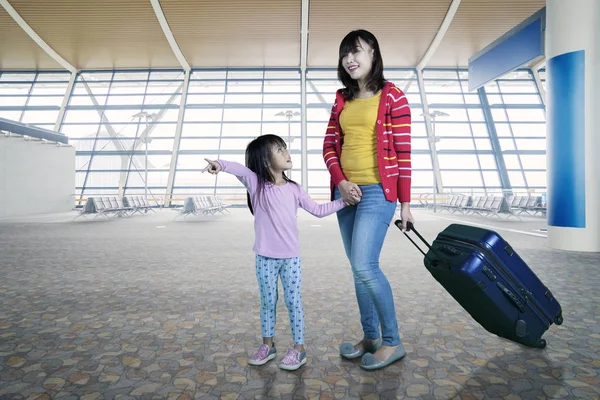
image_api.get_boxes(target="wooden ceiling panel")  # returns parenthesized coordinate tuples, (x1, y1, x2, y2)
(0, 6, 62, 70)
(428, 0, 546, 67)
(8, 0, 180, 69)
(160, 0, 301, 68)
(308, 0, 453, 67)
(0, 0, 550, 70)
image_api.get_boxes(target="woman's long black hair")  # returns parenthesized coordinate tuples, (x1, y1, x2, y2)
(245, 134, 296, 215)
(337, 29, 386, 101)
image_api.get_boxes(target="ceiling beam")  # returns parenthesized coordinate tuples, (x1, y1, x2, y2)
(150, 0, 191, 71)
(300, 0, 310, 71)
(0, 0, 77, 73)
(416, 0, 461, 71)
(531, 57, 546, 71)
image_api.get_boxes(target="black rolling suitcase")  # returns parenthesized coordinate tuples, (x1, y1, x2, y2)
(396, 220, 563, 348)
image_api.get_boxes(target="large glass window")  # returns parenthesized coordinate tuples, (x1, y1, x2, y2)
(0, 71, 70, 130)
(175, 69, 301, 202)
(484, 70, 546, 191)
(61, 70, 185, 200)
(422, 69, 497, 192)
(1, 67, 548, 206)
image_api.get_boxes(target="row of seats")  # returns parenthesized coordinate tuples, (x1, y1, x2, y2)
(173, 196, 231, 219)
(436, 194, 544, 220)
(75, 195, 154, 219)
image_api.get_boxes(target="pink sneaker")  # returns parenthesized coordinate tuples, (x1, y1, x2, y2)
(248, 344, 277, 366)
(279, 348, 307, 371)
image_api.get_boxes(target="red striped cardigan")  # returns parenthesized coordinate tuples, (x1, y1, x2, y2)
(322, 81, 412, 203)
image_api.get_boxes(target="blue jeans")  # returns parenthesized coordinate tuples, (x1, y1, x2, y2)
(334, 184, 401, 346)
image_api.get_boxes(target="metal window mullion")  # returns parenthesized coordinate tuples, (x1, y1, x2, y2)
(18, 72, 37, 123)
(497, 82, 527, 191)
(417, 69, 443, 194)
(123, 74, 151, 195)
(79, 72, 115, 201)
(458, 71, 487, 193)
(54, 72, 77, 132)
(477, 85, 511, 193)
(213, 73, 229, 195)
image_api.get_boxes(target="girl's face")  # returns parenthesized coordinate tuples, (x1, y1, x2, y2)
(269, 142, 292, 172)
(341, 37, 374, 82)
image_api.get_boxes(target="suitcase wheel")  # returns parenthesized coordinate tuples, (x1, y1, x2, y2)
(536, 339, 547, 349)
(554, 315, 564, 325)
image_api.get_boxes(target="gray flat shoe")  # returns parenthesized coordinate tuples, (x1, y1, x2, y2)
(339, 339, 382, 359)
(360, 343, 406, 370)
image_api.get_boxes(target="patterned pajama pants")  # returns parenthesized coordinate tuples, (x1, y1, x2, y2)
(255, 254, 304, 345)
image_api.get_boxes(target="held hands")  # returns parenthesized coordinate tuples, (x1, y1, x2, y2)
(202, 158, 221, 175)
(339, 180, 362, 206)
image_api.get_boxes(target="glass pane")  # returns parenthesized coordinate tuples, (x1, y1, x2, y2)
(436, 138, 475, 151)
(411, 154, 433, 169)
(471, 123, 489, 137)
(491, 109, 507, 121)
(519, 154, 546, 169)
(482, 171, 501, 187)
(502, 94, 541, 104)
(186, 94, 225, 104)
(184, 108, 224, 122)
(515, 138, 546, 151)
(181, 123, 222, 137)
(524, 171, 546, 187)
(494, 123, 512, 137)
(508, 171, 526, 187)
(474, 138, 492, 151)
(433, 123, 473, 137)
(499, 139, 516, 151)
(506, 109, 545, 122)
(503, 155, 522, 169)
(21, 110, 59, 124)
(478, 154, 497, 169)
(411, 138, 430, 150)
(511, 123, 546, 138)
(64, 109, 102, 124)
(222, 108, 262, 122)
(441, 171, 483, 187)
(467, 109, 485, 122)
(438, 154, 480, 169)
(222, 123, 261, 137)
(412, 171, 433, 188)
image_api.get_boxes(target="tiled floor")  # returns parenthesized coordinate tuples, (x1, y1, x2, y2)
(0, 209, 598, 399)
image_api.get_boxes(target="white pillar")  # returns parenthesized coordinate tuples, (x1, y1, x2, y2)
(546, 0, 600, 252)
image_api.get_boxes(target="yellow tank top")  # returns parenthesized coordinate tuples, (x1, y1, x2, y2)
(339, 92, 381, 185)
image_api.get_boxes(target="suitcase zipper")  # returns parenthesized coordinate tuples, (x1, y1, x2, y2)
(437, 235, 550, 327)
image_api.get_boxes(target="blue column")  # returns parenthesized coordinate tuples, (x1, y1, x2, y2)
(546, 0, 600, 252)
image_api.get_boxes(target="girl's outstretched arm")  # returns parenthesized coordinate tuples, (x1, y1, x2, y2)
(203, 158, 257, 193)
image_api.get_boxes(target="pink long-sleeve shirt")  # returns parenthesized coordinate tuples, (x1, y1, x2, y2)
(218, 160, 346, 259)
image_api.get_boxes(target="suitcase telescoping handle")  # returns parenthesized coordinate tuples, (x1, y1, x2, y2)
(394, 220, 454, 267)
(395, 220, 433, 260)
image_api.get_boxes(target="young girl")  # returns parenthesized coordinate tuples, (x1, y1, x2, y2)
(202, 134, 352, 370)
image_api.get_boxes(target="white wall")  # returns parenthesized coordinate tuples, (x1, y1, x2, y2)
(0, 135, 75, 218)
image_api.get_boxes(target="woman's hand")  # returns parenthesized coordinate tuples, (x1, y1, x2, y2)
(339, 180, 362, 206)
(399, 202, 414, 232)
(202, 158, 222, 175)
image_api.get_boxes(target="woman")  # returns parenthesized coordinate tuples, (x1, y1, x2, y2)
(322, 29, 414, 370)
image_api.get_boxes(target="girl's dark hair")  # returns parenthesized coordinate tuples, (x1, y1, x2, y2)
(245, 134, 296, 215)
(337, 29, 386, 101)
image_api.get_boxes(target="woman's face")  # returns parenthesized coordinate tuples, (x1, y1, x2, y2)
(341, 37, 374, 82)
